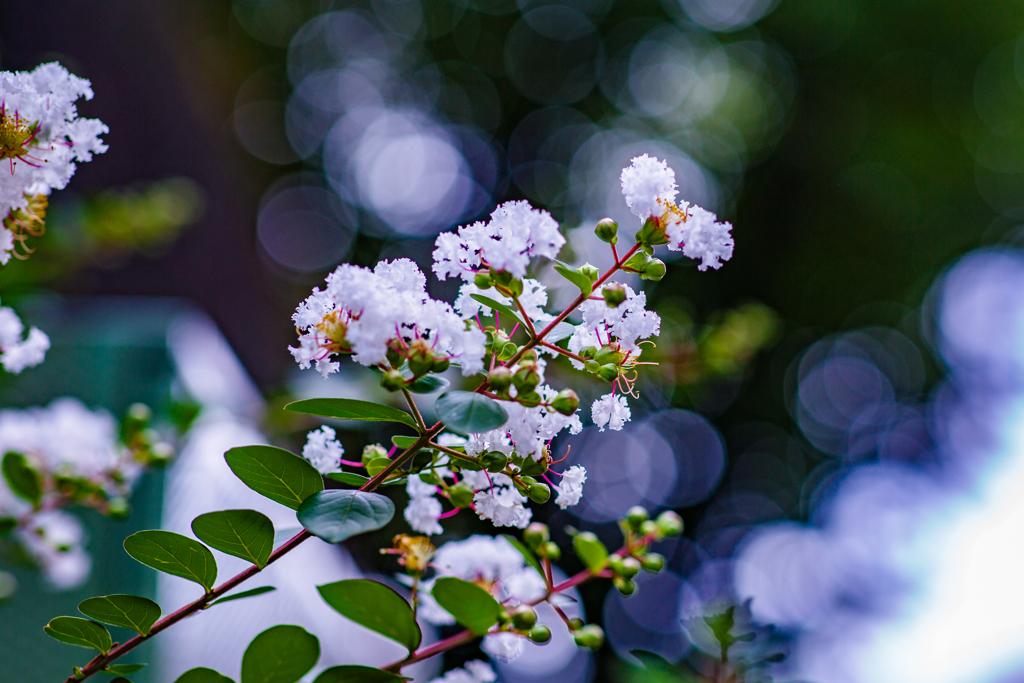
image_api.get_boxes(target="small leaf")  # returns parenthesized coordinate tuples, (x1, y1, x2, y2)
(318, 579, 420, 653)
(225, 446, 324, 510)
(407, 374, 449, 394)
(209, 586, 276, 606)
(100, 664, 147, 676)
(2, 451, 41, 504)
(44, 617, 112, 653)
(553, 260, 593, 297)
(431, 577, 501, 636)
(435, 391, 508, 434)
(326, 472, 405, 488)
(241, 625, 320, 683)
(573, 532, 608, 574)
(123, 530, 218, 591)
(544, 321, 576, 344)
(175, 668, 235, 683)
(469, 294, 526, 328)
(192, 509, 275, 568)
(502, 534, 543, 577)
(297, 490, 395, 544)
(78, 594, 161, 635)
(390, 435, 419, 449)
(284, 398, 418, 430)
(313, 666, 405, 683)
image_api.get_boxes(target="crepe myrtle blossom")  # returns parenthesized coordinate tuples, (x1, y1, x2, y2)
(592, 392, 631, 432)
(405, 470, 445, 536)
(554, 465, 587, 509)
(572, 282, 661, 355)
(0, 63, 108, 262)
(620, 154, 733, 271)
(428, 660, 496, 683)
(290, 258, 486, 377)
(301, 425, 344, 475)
(433, 200, 565, 282)
(0, 304, 49, 373)
(466, 470, 532, 529)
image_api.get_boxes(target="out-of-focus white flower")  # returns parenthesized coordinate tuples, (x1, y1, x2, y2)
(592, 392, 631, 431)
(431, 534, 526, 583)
(17, 510, 91, 589)
(301, 425, 344, 474)
(482, 632, 525, 662)
(428, 660, 497, 683)
(433, 200, 564, 282)
(290, 258, 485, 377)
(576, 283, 661, 353)
(0, 304, 48, 373)
(405, 472, 444, 536)
(0, 63, 108, 251)
(554, 465, 587, 509)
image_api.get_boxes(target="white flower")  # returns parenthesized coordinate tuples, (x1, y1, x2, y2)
(433, 200, 564, 282)
(0, 305, 49, 373)
(18, 510, 90, 589)
(620, 153, 678, 222)
(554, 465, 587, 509)
(404, 494, 443, 535)
(432, 534, 525, 583)
(577, 283, 661, 352)
(674, 205, 735, 271)
(301, 426, 344, 474)
(592, 393, 631, 431)
(0, 63, 108, 221)
(428, 660, 497, 683)
(482, 632, 525, 662)
(473, 484, 532, 528)
(455, 278, 552, 325)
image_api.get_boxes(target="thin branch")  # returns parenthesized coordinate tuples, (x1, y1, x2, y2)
(427, 441, 483, 468)
(401, 388, 427, 432)
(536, 339, 585, 363)
(513, 295, 538, 338)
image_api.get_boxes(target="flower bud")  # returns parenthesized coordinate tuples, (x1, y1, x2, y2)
(408, 339, 434, 377)
(613, 576, 636, 596)
(594, 344, 624, 366)
(511, 605, 538, 630)
(580, 263, 600, 283)
(474, 272, 493, 289)
(528, 482, 551, 504)
(623, 249, 653, 272)
(516, 390, 543, 408)
(603, 282, 627, 308)
(656, 510, 684, 537)
(636, 215, 669, 248)
(595, 217, 618, 244)
(640, 258, 666, 281)
(542, 541, 561, 560)
(518, 455, 548, 476)
(608, 555, 625, 576)
(597, 363, 620, 382)
(492, 268, 514, 286)
(481, 451, 508, 473)
(488, 366, 513, 392)
(499, 342, 518, 361)
(551, 389, 580, 416)
(529, 624, 552, 644)
(386, 346, 403, 368)
(448, 482, 475, 509)
(620, 556, 641, 579)
(431, 357, 450, 373)
(507, 277, 524, 298)
(381, 368, 406, 392)
(573, 624, 604, 649)
(642, 553, 666, 573)
(568, 618, 585, 631)
(523, 522, 549, 549)
(107, 497, 130, 519)
(584, 359, 600, 373)
(362, 444, 388, 465)
(365, 457, 392, 477)
(640, 520, 659, 537)
(579, 346, 597, 360)
(626, 505, 649, 529)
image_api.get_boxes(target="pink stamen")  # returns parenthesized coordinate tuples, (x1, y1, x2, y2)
(387, 444, 398, 458)
(438, 508, 461, 519)
(510, 322, 520, 337)
(542, 473, 557, 487)
(338, 459, 364, 468)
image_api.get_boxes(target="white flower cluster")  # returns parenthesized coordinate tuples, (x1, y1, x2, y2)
(572, 283, 661, 355)
(591, 393, 631, 432)
(621, 154, 734, 271)
(0, 303, 49, 373)
(405, 467, 445, 535)
(427, 660, 496, 683)
(301, 426, 344, 475)
(433, 200, 565, 281)
(290, 258, 486, 377)
(0, 399, 140, 588)
(0, 63, 108, 262)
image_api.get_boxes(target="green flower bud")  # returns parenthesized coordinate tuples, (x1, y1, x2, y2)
(492, 268, 514, 286)
(623, 249, 653, 272)
(608, 555, 625, 576)
(603, 282, 628, 307)
(528, 482, 551, 504)
(613, 576, 636, 596)
(636, 215, 668, 248)
(594, 344, 625, 366)
(626, 505, 649, 529)
(511, 605, 538, 630)
(149, 442, 174, 465)
(517, 390, 543, 408)
(580, 263, 600, 283)
(542, 541, 561, 561)
(431, 357, 450, 373)
(568, 618, 585, 631)
(640, 520, 659, 537)
(656, 510, 684, 537)
(386, 346, 403, 368)
(518, 475, 538, 489)
(584, 359, 600, 373)
(620, 556, 641, 579)
(481, 451, 509, 473)
(640, 258, 666, 281)
(408, 340, 434, 377)
(362, 444, 388, 465)
(551, 389, 580, 416)
(518, 455, 548, 476)
(597, 363, 620, 382)
(573, 624, 604, 649)
(474, 272, 494, 289)
(488, 366, 513, 392)
(595, 217, 618, 244)
(579, 345, 597, 359)
(523, 522, 549, 549)
(448, 482, 475, 509)
(528, 624, 552, 644)
(642, 552, 666, 573)
(499, 342, 518, 361)
(381, 368, 406, 392)
(507, 277, 524, 298)
(107, 497, 130, 519)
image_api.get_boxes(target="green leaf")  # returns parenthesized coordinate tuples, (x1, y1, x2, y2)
(0, 517, 16, 535)
(313, 666, 406, 683)
(407, 374, 449, 394)
(192, 509, 275, 568)
(391, 435, 419, 449)
(78, 594, 161, 635)
(100, 664, 147, 676)
(225, 446, 324, 510)
(297, 490, 395, 544)
(123, 530, 218, 591)
(318, 579, 420, 653)
(174, 668, 235, 683)
(435, 391, 508, 434)
(209, 586, 277, 607)
(470, 294, 526, 328)
(573, 532, 609, 573)
(2, 451, 41, 504)
(284, 398, 418, 430)
(43, 617, 112, 653)
(326, 472, 405, 488)
(553, 260, 593, 297)
(545, 321, 576, 344)
(430, 577, 502, 636)
(502, 534, 544, 576)
(241, 625, 320, 683)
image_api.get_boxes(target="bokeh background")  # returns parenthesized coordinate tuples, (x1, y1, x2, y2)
(5, 0, 1024, 682)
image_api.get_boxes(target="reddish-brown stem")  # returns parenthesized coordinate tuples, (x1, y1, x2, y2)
(384, 629, 479, 671)
(537, 339, 586, 363)
(513, 295, 538, 338)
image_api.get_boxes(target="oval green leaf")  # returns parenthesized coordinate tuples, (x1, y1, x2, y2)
(390, 435, 420, 449)
(408, 374, 449, 394)
(573, 531, 608, 574)
(241, 625, 320, 683)
(123, 530, 218, 591)
(545, 321, 576, 344)
(317, 579, 420, 653)
(313, 666, 405, 683)
(78, 594, 161, 635)
(209, 586, 276, 607)
(553, 260, 594, 297)
(469, 293, 527, 328)
(225, 446, 324, 510)
(174, 667, 235, 683)
(284, 398, 418, 430)
(431, 577, 502, 636)
(192, 509, 275, 568)
(101, 663, 147, 675)
(326, 472, 405, 488)
(3, 451, 41, 504)
(43, 616, 112, 653)
(297, 490, 395, 544)
(435, 391, 508, 434)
